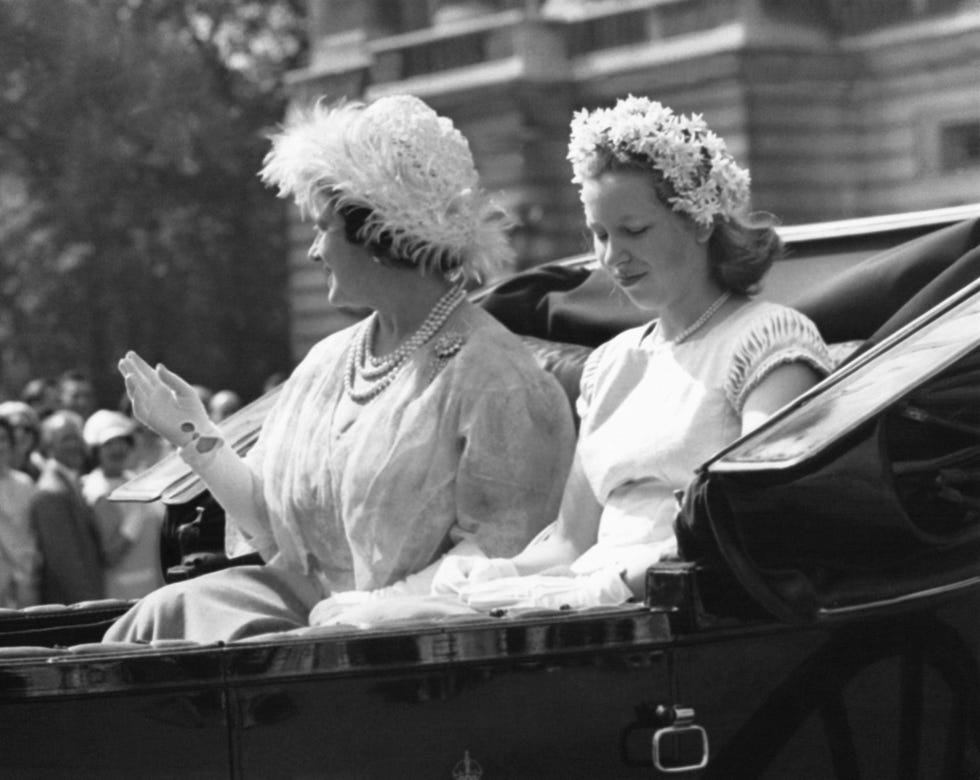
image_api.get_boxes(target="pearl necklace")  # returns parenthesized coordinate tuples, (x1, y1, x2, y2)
(344, 284, 466, 403)
(669, 291, 731, 345)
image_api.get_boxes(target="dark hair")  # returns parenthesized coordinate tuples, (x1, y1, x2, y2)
(338, 205, 415, 272)
(338, 204, 465, 278)
(577, 148, 781, 295)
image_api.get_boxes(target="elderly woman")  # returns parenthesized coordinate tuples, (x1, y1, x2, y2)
(430, 96, 834, 613)
(104, 95, 575, 642)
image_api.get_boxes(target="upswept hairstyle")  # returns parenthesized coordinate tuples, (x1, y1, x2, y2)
(260, 94, 515, 283)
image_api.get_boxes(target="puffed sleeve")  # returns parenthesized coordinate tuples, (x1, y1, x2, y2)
(725, 306, 834, 415)
(575, 340, 612, 421)
(451, 376, 576, 558)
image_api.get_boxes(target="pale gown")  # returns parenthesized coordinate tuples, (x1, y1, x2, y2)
(570, 300, 833, 575)
(105, 303, 576, 642)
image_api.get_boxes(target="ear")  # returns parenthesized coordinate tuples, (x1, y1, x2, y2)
(695, 222, 714, 244)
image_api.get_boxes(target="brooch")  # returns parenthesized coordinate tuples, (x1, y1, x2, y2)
(433, 332, 465, 359)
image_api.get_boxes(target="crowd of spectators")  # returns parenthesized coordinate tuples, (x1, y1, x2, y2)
(0, 369, 248, 608)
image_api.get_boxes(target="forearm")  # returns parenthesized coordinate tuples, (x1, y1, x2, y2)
(510, 527, 582, 574)
(179, 439, 274, 556)
(509, 451, 602, 575)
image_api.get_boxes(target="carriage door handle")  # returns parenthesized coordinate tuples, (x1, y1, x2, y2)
(652, 705, 709, 774)
(621, 703, 709, 774)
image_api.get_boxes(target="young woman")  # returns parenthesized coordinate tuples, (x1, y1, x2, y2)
(104, 95, 575, 643)
(429, 96, 834, 613)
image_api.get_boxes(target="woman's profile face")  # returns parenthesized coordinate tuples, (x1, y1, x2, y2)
(308, 206, 377, 309)
(581, 170, 707, 312)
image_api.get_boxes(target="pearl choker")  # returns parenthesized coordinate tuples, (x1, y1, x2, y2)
(344, 285, 466, 403)
(668, 291, 731, 345)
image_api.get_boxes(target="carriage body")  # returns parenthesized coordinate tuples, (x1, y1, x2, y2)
(1, 205, 979, 779)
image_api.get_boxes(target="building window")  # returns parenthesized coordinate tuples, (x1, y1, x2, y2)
(939, 121, 980, 172)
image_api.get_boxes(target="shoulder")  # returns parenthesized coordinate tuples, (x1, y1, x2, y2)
(443, 305, 567, 394)
(724, 300, 834, 412)
(296, 322, 361, 373)
(726, 300, 829, 360)
(579, 324, 648, 394)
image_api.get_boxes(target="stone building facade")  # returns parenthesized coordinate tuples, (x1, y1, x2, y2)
(282, 0, 980, 357)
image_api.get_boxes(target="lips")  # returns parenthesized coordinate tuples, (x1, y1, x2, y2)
(613, 271, 647, 287)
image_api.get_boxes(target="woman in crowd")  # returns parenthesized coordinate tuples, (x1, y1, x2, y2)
(409, 95, 836, 615)
(81, 410, 165, 600)
(0, 417, 40, 608)
(104, 94, 575, 643)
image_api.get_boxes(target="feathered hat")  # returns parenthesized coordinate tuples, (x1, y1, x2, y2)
(260, 94, 514, 282)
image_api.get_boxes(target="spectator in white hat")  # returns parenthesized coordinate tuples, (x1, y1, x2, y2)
(82, 410, 165, 600)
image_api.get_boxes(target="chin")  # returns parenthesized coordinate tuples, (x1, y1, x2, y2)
(621, 289, 661, 312)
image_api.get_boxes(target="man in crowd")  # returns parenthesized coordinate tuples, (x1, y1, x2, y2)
(30, 410, 104, 604)
(57, 370, 96, 421)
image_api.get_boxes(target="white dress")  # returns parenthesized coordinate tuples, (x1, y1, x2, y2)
(570, 299, 833, 574)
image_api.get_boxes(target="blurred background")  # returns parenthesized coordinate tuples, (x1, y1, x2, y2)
(2, 0, 979, 409)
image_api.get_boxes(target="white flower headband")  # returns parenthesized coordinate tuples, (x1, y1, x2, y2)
(260, 94, 513, 281)
(567, 95, 751, 227)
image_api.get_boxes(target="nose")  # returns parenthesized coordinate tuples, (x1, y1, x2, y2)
(599, 237, 628, 270)
(308, 234, 324, 263)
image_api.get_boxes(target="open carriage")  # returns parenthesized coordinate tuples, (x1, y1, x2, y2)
(1, 204, 979, 779)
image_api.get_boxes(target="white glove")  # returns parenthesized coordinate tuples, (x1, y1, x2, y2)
(309, 591, 374, 626)
(118, 351, 218, 449)
(308, 594, 479, 630)
(430, 556, 520, 596)
(460, 567, 634, 611)
(309, 563, 444, 627)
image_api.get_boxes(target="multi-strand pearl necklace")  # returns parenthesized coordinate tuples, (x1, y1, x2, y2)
(344, 284, 466, 403)
(669, 291, 731, 345)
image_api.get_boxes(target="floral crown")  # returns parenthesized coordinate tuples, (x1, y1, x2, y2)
(260, 94, 513, 282)
(567, 95, 751, 227)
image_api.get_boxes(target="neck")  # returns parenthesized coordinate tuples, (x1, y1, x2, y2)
(657, 283, 729, 342)
(372, 273, 457, 356)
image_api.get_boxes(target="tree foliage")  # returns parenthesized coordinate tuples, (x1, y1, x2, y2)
(0, 0, 306, 406)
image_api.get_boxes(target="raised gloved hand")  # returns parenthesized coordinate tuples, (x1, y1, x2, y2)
(459, 567, 634, 612)
(118, 351, 218, 450)
(430, 555, 520, 596)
